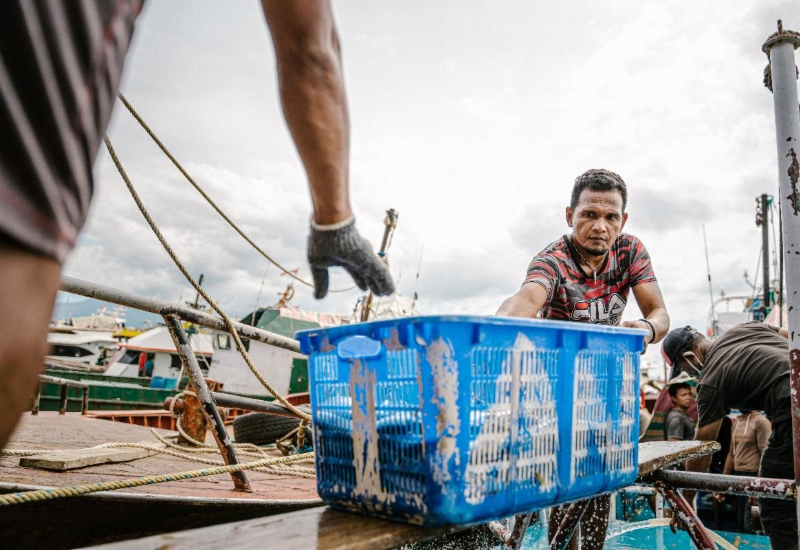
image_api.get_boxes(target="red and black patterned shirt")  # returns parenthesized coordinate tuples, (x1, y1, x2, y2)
(524, 233, 657, 325)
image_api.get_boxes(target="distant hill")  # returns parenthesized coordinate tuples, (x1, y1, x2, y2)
(52, 297, 162, 329)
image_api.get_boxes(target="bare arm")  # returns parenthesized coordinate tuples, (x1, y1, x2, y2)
(496, 283, 548, 318)
(261, 0, 352, 225)
(621, 281, 670, 348)
(723, 437, 734, 475)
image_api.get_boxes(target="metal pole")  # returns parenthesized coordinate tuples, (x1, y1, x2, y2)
(548, 499, 589, 550)
(59, 384, 68, 415)
(31, 383, 40, 416)
(360, 209, 398, 322)
(61, 276, 300, 353)
(762, 193, 771, 318)
(164, 314, 251, 492)
(210, 392, 311, 419)
(647, 469, 797, 500)
(702, 224, 716, 335)
(654, 483, 715, 550)
(763, 20, 800, 544)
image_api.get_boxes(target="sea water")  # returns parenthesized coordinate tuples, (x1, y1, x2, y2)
(516, 517, 772, 549)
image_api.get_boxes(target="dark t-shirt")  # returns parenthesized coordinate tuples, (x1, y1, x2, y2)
(664, 408, 694, 440)
(523, 233, 656, 325)
(696, 322, 790, 427)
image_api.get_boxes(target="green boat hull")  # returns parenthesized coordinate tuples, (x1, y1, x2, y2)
(38, 360, 309, 412)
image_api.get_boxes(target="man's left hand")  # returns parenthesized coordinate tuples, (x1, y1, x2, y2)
(621, 319, 653, 351)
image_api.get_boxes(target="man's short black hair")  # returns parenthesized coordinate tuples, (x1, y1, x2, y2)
(668, 382, 691, 399)
(570, 168, 628, 212)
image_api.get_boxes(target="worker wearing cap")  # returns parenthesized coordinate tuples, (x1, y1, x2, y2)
(662, 322, 794, 550)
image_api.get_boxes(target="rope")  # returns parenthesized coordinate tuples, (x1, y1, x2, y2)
(115, 93, 355, 293)
(0, 452, 314, 506)
(103, 135, 311, 422)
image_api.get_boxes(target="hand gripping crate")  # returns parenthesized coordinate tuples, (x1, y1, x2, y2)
(296, 316, 645, 526)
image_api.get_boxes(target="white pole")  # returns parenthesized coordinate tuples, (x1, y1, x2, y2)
(763, 19, 800, 545)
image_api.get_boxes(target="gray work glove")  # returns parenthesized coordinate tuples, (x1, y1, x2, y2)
(307, 217, 395, 299)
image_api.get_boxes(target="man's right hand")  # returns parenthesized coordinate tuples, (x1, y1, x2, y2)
(307, 218, 395, 299)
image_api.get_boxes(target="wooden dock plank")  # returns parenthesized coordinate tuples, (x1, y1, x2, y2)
(637, 440, 720, 476)
(0, 413, 319, 501)
(86, 506, 484, 550)
(19, 441, 158, 470)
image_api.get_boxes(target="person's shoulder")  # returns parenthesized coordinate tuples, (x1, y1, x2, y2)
(534, 236, 569, 258)
(614, 232, 649, 249)
(722, 322, 777, 339)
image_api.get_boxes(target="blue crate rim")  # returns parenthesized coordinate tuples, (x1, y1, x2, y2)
(295, 314, 649, 342)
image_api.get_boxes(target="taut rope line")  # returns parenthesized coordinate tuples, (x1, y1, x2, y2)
(116, 92, 355, 293)
(103, 135, 311, 422)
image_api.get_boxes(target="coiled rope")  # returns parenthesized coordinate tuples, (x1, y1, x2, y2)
(104, 135, 311, 422)
(0, 451, 313, 506)
(116, 92, 354, 293)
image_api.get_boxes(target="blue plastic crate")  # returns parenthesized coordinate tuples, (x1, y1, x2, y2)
(296, 315, 645, 526)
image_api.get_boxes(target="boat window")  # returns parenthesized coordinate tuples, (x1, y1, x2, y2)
(50, 345, 93, 358)
(170, 354, 184, 370)
(117, 349, 141, 364)
(216, 334, 231, 350)
(171, 353, 210, 374)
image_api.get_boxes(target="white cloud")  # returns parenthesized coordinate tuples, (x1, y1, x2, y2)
(58, 1, 800, 368)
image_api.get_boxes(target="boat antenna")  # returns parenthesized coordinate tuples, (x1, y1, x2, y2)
(702, 225, 715, 334)
(411, 244, 424, 310)
(250, 265, 270, 326)
(191, 273, 204, 310)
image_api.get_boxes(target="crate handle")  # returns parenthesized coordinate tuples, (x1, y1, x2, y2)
(337, 335, 383, 359)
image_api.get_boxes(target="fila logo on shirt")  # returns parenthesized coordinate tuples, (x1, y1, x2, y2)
(571, 294, 626, 324)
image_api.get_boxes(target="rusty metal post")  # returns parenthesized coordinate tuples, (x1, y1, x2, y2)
(60, 276, 300, 353)
(164, 314, 251, 492)
(81, 387, 89, 415)
(763, 20, 800, 543)
(649, 469, 797, 500)
(31, 382, 41, 416)
(487, 513, 535, 549)
(548, 499, 589, 550)
(210, 391, 311, 419)
(508, 513, 535, 549)
(165, 393, 210, 445)
(654, 483, 715, 550)
(59, 384, 68, 415)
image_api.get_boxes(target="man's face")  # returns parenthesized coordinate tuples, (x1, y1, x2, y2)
(671, 387, 694, 409)
(674, 352, 703, 377)
(566, 189, 628, 256)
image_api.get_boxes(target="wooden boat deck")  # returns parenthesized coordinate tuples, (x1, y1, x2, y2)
(90, 441, 721, 550)
(0, 412, 319, 502)
(0, 413, 320, 548)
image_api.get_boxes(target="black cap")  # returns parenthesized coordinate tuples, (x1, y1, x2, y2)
(661, 326, 698, 367)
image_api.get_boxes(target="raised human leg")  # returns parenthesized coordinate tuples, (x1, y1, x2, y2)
(0, 243, 61, 449)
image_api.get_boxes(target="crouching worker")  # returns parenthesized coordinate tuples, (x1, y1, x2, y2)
(662, 322, 796, 550)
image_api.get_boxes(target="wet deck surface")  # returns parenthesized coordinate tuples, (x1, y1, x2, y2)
(88, 505, 484, 550)
(637, 440, 720, 476)
(0, 412, 319, 502)
(89, 439, 722, 549)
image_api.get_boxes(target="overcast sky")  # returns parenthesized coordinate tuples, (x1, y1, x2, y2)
(63, 1, 799, 367)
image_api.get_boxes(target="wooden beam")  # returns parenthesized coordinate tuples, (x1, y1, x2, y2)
(91, 506, 486, 550)
(637, 440, 720, 476)
(19, 442, 159, 471)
